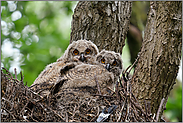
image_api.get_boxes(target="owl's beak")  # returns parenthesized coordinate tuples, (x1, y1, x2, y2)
(79, 53, 86, 62)
(105, 63, 110, 71)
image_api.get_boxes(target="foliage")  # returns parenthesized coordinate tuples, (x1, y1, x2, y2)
(1, 1, 77, 86)
(164, 80, 182, 122)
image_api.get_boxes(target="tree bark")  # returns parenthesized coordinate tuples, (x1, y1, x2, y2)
(70, 1, 132, 54)
(131, 1, 182, 120)
(70, 1, 182, 121)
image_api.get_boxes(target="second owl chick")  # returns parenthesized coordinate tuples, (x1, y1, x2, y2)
(96, 49, 123, 83)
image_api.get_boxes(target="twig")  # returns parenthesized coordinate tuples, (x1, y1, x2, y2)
(66, 112, 68, 122)
(90, 106, 100, 122)
(104, 98, 111, 106)
(1, 97, 14, 106)
(124, 105, 128, 122)
(8, 83, 17, 110)
(119, 90, 126, 101)
(131, 104, 140, 121)
(28, 88, 44, 99)
(14, 68, 17, 79)
(125, 66, 131, 122)
(130, 99, 146, 117)
(115, 78, 120, 102)
(122, 65, 131, 82)
(119, 75, 124, 88)
(30, 108, 39, 122)
(71, 104, 78, 118)
(107, 86, 115, 93)
(125, 92, 130, 122)
(147, 101, 151, 116)
(127, 55, 139, 75)
(12, 78, 21, 84)
(20, 71, 24, 81)
(92, 94, 115, 98)
(130, 98, 151, 121)
(1, 107, 16, 120)
(117, 98, 126, 122)
(144, 100, 148, 121)
(131, 110, 138, 122)
(20, 101, 29, 115)
(49, 108, 65, 122)
(131, 92, 139, 103)
(152, 113, 156, 122)
(156, 98, 165, 122)
(2, 67, 13, 78)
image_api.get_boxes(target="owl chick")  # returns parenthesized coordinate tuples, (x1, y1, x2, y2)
(57, 39, 99, 64)
(95, 49, 123, 83)
(30, 40, 99, 94)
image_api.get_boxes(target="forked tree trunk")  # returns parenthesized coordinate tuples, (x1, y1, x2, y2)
(131, 1, 182, 120)
(70, 1, 182, 121)
(70, 1, 132, 54)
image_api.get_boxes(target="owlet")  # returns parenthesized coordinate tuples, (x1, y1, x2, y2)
(30, 40, 99, 94)
(96, 49, 123, 83)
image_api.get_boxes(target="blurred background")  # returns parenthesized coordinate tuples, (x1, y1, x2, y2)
(1, 1, 182, 122)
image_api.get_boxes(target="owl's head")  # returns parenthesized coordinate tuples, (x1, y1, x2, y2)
(57, 39, 99, 63)
(96, 49, 123, 81)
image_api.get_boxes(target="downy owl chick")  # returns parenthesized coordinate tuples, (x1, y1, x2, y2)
(96, 49, 123, 84)
(30, 40, 99, 94)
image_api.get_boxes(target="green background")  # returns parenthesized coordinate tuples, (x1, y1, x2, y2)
(1, 1, 182, 122)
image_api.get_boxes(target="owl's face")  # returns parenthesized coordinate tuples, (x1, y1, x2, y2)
(96, 49, 123, 80)
(63, 40, 99, 63)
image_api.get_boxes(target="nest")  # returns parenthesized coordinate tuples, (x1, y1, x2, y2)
(1, 67, 163, 122)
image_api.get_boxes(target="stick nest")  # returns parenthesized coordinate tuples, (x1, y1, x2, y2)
(1, 67, 158, 122)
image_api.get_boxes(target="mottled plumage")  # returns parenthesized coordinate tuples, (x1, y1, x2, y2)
(29, 61, 67, 96)
(96, 49, 123, 83)
(30, 40, 99, 95)
(52, 49, 123, 97)
(51, 62, 114, 97)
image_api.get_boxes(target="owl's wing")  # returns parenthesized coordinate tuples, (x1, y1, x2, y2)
(29, 61, 66, 96)
(30, 61, 82, 96)
(29, 81, 55, 96)
(32, 61, 66, 85)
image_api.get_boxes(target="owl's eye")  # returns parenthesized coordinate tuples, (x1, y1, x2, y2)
(85, 48, 91, 55)
(112, 61, 117, 66)
(73, 49, 79, 55)
(101, 58, 105, 64)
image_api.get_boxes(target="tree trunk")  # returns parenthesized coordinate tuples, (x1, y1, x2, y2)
(70, 1, 132, 54)
(70, 1, 182, 121)
(131, 1, 182, 120)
